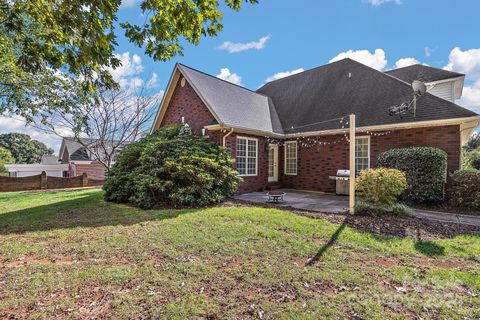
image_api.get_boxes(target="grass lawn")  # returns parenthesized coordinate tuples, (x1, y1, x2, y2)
(0, 189, 479, 319)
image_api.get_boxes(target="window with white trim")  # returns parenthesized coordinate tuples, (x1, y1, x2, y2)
(355, 136, 370, 174)
(284, 141, 297, 175)
(236, 137, 257, 176)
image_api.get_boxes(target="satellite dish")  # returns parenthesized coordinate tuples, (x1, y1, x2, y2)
(412, 80, 427, 95)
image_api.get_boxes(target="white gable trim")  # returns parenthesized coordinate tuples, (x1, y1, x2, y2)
(150, 64, 223, 133)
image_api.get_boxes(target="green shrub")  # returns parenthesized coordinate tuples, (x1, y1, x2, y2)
(356, 168, 408, 208)
(465, 151, 480, 170)
(391, 203, 412, 216)
(447, 170, 480, 209)
(104, 124, 241, 209)
(354, 201, 383, 216)
(377, 147, 447, 203)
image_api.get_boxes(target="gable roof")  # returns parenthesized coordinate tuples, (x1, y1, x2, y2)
(152, 59, 478, 136)
(59, 137, 95, 161)
(177, 64, 282, 133)
(385, 64, 464, 83)
(256, 59, 477, 133)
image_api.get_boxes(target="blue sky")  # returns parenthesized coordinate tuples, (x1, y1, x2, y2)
(2, 0, 480, 151)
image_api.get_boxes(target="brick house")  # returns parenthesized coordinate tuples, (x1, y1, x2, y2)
(151, 59, 480, 194)
(58, 137, 112, 180)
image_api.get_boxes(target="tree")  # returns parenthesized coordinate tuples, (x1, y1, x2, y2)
(0, 133, 53, 164)
(0, 147, 15, 175)
(1, 0, 257, 121)
(104, 124, 240, 209)
(464, 132, 480, 151)
(35, 85, 159, 171)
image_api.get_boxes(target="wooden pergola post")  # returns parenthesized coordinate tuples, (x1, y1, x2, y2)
(349, 114, 356, 214)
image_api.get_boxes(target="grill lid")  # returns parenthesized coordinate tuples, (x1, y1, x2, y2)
(336, 169, 350, 177)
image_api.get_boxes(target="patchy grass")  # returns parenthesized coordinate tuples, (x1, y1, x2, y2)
(0, 189, 479, 319)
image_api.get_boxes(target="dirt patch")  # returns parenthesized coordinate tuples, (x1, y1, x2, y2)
(226, 199, 480, 240)
(1, 255, 73, 269)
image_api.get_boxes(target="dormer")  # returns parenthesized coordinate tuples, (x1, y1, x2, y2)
(385, 64, 465, 102)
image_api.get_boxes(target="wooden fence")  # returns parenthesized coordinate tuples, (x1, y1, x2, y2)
(0, 172, 104, 192)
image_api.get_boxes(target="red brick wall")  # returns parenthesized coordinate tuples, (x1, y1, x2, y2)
(224, 133, 269, 193)
(161, 81, 217, 135)
(75, 162, 106, 180)
(280, 125, 461, 193)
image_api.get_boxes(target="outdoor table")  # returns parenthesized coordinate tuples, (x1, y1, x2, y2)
(267, 192, 286, 203)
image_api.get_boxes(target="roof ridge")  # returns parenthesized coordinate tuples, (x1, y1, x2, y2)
(177, 63, 270, 98)
(385, 63, 465, 77)
(257, 58, 352, 90)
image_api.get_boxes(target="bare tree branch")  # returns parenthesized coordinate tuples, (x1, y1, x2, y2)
(33, 84, 160, 171)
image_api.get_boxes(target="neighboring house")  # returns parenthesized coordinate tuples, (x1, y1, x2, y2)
(58, 137, 118, 180)
(150, 59, 480, 194)
(6, 155, 69, 177)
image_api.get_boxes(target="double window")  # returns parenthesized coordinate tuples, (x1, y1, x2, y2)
(284, 141, 297, 175)
(236, 137, 258, 176)
(355, 136, 370, 174)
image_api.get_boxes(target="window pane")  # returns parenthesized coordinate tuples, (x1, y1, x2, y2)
(236, 137, 257, 176)
(355, 137, 369, 174)
(285, 141, 297, 175)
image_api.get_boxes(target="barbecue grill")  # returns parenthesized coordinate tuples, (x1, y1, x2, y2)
(329, 169, 350, 195)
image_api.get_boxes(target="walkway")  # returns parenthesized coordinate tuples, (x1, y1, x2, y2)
(234, 189, 480, 227)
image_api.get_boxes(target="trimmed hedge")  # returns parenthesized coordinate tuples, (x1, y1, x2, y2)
(103, 124, 241, 209)
(377, 147, 447, 203)
(447, 170, 480, 209)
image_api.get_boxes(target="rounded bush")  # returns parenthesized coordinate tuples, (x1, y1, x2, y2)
(377, 147, 447, 203)
(104, 124, 241, 209)
(355, 168, 408, 208)
(447, 169, 480, 209)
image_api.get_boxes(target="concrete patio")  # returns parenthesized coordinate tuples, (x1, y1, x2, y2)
(234, 189, 480, 227)
(234, 189, 350, 213)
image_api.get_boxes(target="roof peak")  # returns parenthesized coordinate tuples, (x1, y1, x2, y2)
(176, 63, 269, 97)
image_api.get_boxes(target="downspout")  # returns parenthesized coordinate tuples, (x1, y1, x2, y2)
(223, 128, 234, 147)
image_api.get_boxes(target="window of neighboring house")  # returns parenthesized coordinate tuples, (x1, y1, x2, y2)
(355, 136, 370, 174)
(236, 137, 258, 176)
(284, 141, 298, 175)
(62, 171, 69, 177)
(9, 172, 17, 177)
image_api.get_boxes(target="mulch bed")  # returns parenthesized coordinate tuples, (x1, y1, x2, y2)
(225, 199, 480, 240)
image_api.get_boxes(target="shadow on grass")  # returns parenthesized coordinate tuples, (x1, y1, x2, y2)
(306, 222, 347, 266)
(0, 191, 198, 235)
(414, 239, 445, 257)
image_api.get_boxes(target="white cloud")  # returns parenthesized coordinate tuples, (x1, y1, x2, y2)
(120, 0, 137, 8)
(329, 48, 388, 70)
(424, 47, 432, 57)
(366, 0, 401, 6)
(394, 57, 420, 69)
(146, 73, 158, 88)
(444, 47, 480, 80)
(443, 47, 480, 115)
(266, 68, 304, 82)
(458, 81, 480, 114)
(216, 68, 243, 86)
(109, 52, 144, 83)
(217, 35, 271, 53)
(0, 117, 65, 153)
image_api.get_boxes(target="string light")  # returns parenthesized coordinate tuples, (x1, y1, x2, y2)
(264, 115, 395, 149)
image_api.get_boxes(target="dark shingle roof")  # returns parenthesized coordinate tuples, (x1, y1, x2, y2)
(256, 59, 477, 133)
(62, 137, 95, 161)
(178, 64, 282, 133)
(385, 64, 464, 83)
